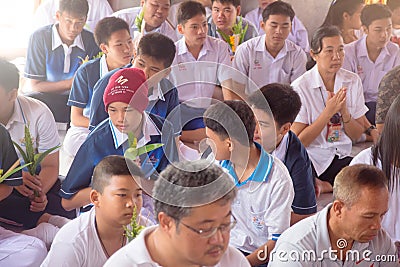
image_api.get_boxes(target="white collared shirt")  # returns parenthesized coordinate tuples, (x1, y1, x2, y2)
(169, 36, 231, 108)
(271, 132, 289, 162)
(343, 36, 400, 103)
(104, 225, 251, 267)
(292, 66, 368, 175)
(3, 95, 60, 158)
(233, 36, 306, 95)
(109, 112, 161, 150)
(99, 54, 110, 79)
(244, 8, 310, 52)
(52, 24, 85, 73)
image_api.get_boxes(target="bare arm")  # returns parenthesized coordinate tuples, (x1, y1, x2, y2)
(290, 212, 314, 226)
(61, 187, 92, 211)
(340, 108, 365, 141)
(71, 106, 89, 128)
(37, 151, 59, 194)
(246, 240, 276, 266)
(29, 78, 73, 93)
(222, 79, 245, 101)
(0, 184, 13, 201)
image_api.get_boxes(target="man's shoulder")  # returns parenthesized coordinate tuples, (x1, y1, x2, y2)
(286, 131, 310, 163)
(53, 210, 93, 244)
(217, 246, 251, 266)
(19, 95, 55, 120)
(31, 24, 53, 37)
(269, 155, 292, 184)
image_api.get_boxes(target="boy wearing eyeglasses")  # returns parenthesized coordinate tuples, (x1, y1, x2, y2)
(204, 100, 294, 266)
(105, 160, 250, 267)
(24, 0, 100, 124)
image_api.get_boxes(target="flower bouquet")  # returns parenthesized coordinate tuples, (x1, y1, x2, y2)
(124, 133, 163, 161)
(123, 205, 145, 242)
(217, 16, 248, 53)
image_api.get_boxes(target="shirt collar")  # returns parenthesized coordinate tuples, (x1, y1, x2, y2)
(272, 132, 289, 162)
(109, 113, 161, 150)
(221, 142, 274, 186)
(52, 23, 85, 51)
(177, 36, 211, 56)
(99, 54, 110, 78)
(308, 65, 326, 90)
(360, 36, 390, 58)
(148, 82, 165, 102)
(4, 98, 24, 130)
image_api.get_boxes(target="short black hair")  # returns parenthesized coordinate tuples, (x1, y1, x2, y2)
(361, 4, 392, 28)
(177, 1, 206, 25)
(0, 58, 19, 92)
(94, 17, 130, 46)
(59, 0, 89, 18)
(204, 100, 255, 146)
(387, 0, 400, 11)
(262, 1, 295, 23)
(211, 0, 240, 8)
(248, 83, 301, 127)
(310, 25, 341, 55)
(137, 33, 176, 68)
(92, 155, 144, 194)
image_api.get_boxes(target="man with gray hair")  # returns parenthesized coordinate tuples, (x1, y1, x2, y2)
(269, 164, 399, 266)
(105, 160, 251, 267)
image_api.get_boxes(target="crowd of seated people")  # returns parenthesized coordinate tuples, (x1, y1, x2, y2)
(0, 0, 399, 266)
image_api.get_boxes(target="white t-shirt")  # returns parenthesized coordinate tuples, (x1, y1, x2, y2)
(32, 0, 113, 32)
(169, 36, 231, 108)
(343, 36, 400, 103)
(270, 204, 399, 267)
(233, 36, 306, 95)
(104, 225, 251, 267)
(351, 147, 400, 242)
(292, 66, 368, 175)
(3, 95, 60, 158)
(41, 208, 127, 267)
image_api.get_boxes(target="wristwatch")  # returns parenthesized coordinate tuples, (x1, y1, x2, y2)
(365, 125, 377, 136)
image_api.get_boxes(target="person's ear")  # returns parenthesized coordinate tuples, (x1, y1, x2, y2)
(8, 89, 18, 102)
(226, 138, 234, 152)
(310, 49, 317, 61)
(158, 212, 175, 235)
(55, 11, 61, 22)
(177, 24, 184, 35)
(90, 190, 100, 207)
(332, 200, 345, 218)
(99, 43, 108, 54)
(236, 6, 241, 16)
(279, 122, 291, 136)
(362, 25, 368, 35)
(342, 12, 350, 22)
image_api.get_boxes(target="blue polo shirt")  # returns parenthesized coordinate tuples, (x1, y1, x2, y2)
(282, 131, 317, 215)
(67, 57, 101, 117)
(89, 64, 181, 134)
(220, 142, 274, 186)
(24, 24, 100, 82)
(0, 125, 22, 187)
(60, 113, 178, 199)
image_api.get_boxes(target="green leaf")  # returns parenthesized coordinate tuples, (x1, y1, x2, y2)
(12, 141, 29, 166)
(136, 143, 164, 156)
(0, 163, 32, 183)
(124, 147, 139, 160)
(24, 125, 35, 163)
(31, 145, 60, 174)
(123, 206, 145, 242)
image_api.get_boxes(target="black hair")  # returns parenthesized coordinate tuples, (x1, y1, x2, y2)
(137, 32, 176, 68)
(262, 1, 295, 23)
(177, 1, 206, 25)
(310, 25, 342, 55)
(387, 0, 400, 12)
(322, 0, 364, 28)
(361, 4, 392, 28)
(211, 0, 240, 8)
(59, 0, 89, 18)
(94, 17, 130, 46)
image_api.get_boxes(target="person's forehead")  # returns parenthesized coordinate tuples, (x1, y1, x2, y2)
(59, 11, 86, 20)
(266, 14, 292, 23)
(321, 36, 343, 47)
(368, 17, 392, 27)
(146, 0, 170, 6)
(212, 1, 236, 8)
(351, 187, 388, 211)
(185, 199, 231, 221)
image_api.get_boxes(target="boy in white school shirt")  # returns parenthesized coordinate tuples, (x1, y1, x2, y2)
(169, 0, 231, 145)
(105, 160, 250, 267)
(231, 1, 306, 97)
(343, 4, 400, 125)
(42, 155, 146, 266)
(245, 0, 310, 53)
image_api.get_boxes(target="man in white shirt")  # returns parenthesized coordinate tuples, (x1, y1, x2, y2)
(232, 1, 306, 97)
(269, 164, 399, 267)
(343, 4, 400, 125)
(105, 160, 251, 267)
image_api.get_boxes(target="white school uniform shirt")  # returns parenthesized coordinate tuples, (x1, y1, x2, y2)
(169, 36, 231, 108)
(228, 156, 294, 253)
(244, 7, 310, 53)
(233, 36, 306, 95)
(343, 36, 400, 103)
(33, 0, 113, 32)
(112, 7, 178, 42)
(104, 225, 251, 267)
(351, 147, 400, 243)
(291, 66, 368, 176)
(3, 95, 60, 158)
(269, 204, 399, 267)
(41, 208, 129, 267)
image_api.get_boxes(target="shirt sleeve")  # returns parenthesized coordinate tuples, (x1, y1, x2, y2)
(24, 30, 47, 81)
(349, 76, 368, 120)
(89, 76, 109, 130)
(68, 63, 90, 108)
(232, 43, 250, 85)
(41, 242, 83, 267)
(36, 103, 60, 153)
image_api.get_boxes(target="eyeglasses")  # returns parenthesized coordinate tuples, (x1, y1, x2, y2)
(177, 215, 237, 238)
(330, 113, 341, 124)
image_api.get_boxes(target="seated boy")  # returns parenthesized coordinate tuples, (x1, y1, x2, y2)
(42, 155, 146, 266)
(60, 68, 178, 212)
(0, 125, 47, 267)
(89, 33, 180, 137)
(0, 59, 74, 229)
(112, 0, 178, 43)
(24, 0, 100, 123)
(169, 0, 231, 144)
(64, 17, 134, 158)
(168, 0, 212, 27)
(343, 4, 400, 124)
(204, 100, 294, 266)
(245, 0, 310, 52)
(248, 83, 317, 225)
(105, 160, 250, 267)
(232, 1, 306, 97)
(208, 0, 258, 55)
